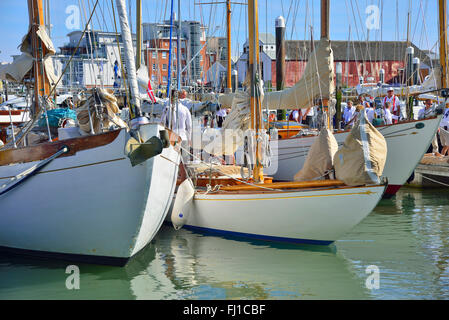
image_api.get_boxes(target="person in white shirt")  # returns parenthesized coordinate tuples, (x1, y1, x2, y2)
(302, 107, 314, 126)
(382, 88, 402, 123)
(343, 101, 356, 127)
(161, 89, 192, 143)
(216, 107, 227, 128)
(418, 99, 442, 156)
(384, 102, 393, 125)
(289, 109, 301, 123)
(366, 104, 376, 124)
(418, 99, 434, 120)
(179, 89, 204, 113)
(440, 108, 449, 156)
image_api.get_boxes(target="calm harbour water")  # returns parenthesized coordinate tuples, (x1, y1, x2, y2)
(1, 187, 449, 300)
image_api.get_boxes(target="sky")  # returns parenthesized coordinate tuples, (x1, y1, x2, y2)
(0, 0, 444, 62)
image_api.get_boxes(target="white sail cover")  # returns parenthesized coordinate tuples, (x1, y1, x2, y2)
(263, 37, 334, 110)
(116, 0, 140, 110)
(0, 26, 57, 86)
(202, 75, 266, 156)
(334, 110, 387, 186)
(294, 128, 338, 182)
(215, 37, 334, 110)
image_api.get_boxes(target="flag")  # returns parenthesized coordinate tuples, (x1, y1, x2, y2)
(147, 79, 156, 103)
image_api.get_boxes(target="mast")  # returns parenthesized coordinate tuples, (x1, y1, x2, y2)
(320, 0, 331, 129)
(439, 0, 448, 89)
(116, 0, 142, 118)
(177, 0, 181, 90)
(248, 0, 264, 183)
(28, 0, 50, 114)
(226, 0, 232, 93)
(136, 0, 142, 70)
(320, 0, 330, 39)
(167, 0, 174, 96)
(44, 0, 51, 37)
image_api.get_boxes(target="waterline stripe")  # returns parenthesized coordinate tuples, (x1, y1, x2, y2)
(183, 225, 334, 245)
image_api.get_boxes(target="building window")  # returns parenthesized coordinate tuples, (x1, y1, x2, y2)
(152, 52, 157, 59)
(152, 64, 157, 71)
(151, 75, 157, 81)
(162, 64, 167, 70)
(162, 52, 167, 59)
(163, 76, 168, 83)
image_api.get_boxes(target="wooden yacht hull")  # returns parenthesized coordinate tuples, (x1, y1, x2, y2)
(170, 184, 386, 244)
(0, 124, 180, 265)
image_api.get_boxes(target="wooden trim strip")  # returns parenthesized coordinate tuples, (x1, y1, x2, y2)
(197, 183, 384, 196)
(219, 180, 346, 191)
(0, 129, 121, 166)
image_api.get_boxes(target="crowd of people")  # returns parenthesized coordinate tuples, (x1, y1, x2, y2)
(156, 86, 449, 161)
(283, 87, 449, 157)
(342, 88, 401, 129)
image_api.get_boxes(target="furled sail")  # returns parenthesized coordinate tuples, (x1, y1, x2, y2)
(263, 37, 334, 110)
(215, 37, 334, 111)
(116, 0, 140, 111)
(0, 26, 57, 86)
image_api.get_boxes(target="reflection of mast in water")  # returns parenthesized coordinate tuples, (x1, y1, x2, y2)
(340, 189, 449, 299)
(155, 227, 371, 299)
(408, 191, 449, 298)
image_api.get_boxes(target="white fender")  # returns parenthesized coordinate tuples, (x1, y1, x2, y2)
(171, 179, 195, 230)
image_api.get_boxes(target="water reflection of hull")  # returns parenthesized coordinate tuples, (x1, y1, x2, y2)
(337, 188, 449, 299)
(0, 242, 181, 299)
(155, 227, 372, 299)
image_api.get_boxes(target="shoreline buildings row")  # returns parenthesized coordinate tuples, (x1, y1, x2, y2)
(2, 18, 438, 93)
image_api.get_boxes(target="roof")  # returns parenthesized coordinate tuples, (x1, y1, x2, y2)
(243, 33, 276, 47)
(284, 40, 433, 65)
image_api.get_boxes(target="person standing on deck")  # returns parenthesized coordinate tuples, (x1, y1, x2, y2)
(418, 99, 435, 120)
(288, 109, 302, 123)
(216, 106, 227, 128)
(382, 88, 402, 123)
(366, 102, 376, 124)
(384, 102, 393, 125)
(301, 107, 314, 126)
(161, 89, 192, 144)
(343, 100, 356, 126)
(419, 99, 442, 156)
(161, 89, 193, 180)
(345, 104, 364, 128)
(439, 107, 449, 156)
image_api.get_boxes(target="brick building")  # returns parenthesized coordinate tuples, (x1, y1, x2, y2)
(235, 37, 436, 89)
(142, 20, 208, 88)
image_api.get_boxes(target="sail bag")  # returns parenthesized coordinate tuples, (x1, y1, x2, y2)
(334, 110, 387, 186)
(294, 128, 339, 181)
(77, 88, 127, 134)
